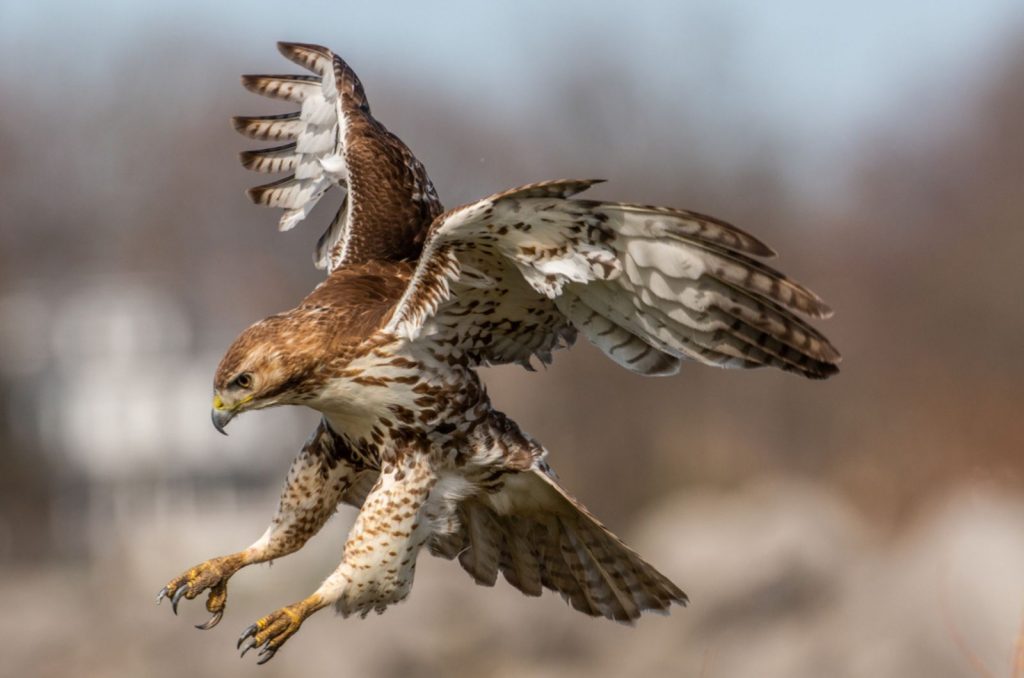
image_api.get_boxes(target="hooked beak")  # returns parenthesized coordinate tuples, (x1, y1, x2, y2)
(211, 394, 239, 435)
(211, 406, 235, 435)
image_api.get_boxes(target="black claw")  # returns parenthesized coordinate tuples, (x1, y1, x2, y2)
(195, 610, 223, 630)
(171, 585, 189, 614)
(239, 637, 258, 658)
(237, 624, 258, 650)
(156, 586, 169, 605)
(256, 647, 278, 665)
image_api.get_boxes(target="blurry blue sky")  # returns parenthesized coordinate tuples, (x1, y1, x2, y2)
(3, 0, 1021, 192)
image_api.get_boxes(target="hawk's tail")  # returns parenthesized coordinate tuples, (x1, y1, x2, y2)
(430, 467, 686, 622)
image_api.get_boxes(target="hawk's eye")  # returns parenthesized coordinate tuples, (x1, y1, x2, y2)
(233, 373, 253, 389)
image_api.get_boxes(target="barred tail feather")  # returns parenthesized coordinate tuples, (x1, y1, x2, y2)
(456, 502, 502, 586)
(431, 468, 686, 622)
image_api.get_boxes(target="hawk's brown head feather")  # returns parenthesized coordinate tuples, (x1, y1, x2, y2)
(212, 262, 414, 425)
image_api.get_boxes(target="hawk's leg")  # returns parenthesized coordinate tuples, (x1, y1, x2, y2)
(158, 421, 371, 629)
(238, 454, 441, 663)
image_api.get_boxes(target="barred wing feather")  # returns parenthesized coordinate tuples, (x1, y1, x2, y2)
(386, 179, 840, 379)
(235, 42, 441, 271)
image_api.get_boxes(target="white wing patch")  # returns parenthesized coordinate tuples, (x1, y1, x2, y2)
(236, 43, 443, 272)
(233, 43, 361, 270)
(236, 59, 348, 238)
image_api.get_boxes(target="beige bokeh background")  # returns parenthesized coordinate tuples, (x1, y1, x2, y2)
(1, 3, 1023, 676)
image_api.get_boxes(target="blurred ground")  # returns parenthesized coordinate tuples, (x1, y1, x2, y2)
(1, 3, 1024, 677)
(4, 479, 1024, 678)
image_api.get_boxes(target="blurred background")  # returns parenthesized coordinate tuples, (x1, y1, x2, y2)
(2, 1, 1023, 676)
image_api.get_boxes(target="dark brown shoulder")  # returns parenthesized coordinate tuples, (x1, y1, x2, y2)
(343, 117, 443, 263)
(299, 261, 414, 338)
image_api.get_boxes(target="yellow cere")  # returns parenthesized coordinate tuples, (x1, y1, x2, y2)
(213, 394, 254, 411)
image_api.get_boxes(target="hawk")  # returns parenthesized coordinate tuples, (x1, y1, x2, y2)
(158, 42, 840, 664)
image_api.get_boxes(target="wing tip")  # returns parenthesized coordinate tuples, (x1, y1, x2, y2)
(749, 240, 778, 258)
(798, 352, 842, 379)
(814, 301, 835, 319)
(806, 364, 841, 379)
(571, 178, 605, 196)
(276, 40, 329, 54)
(276, 41, 333, 73)
(238, 149, 256, 170)
(238, 148, 269, 171)
(797, 294, 834, 319)
(239, 74, 259, 94)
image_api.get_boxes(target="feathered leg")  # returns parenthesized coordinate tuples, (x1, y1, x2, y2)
(158, 421, 376, 629)
(236, 453, 441, 664)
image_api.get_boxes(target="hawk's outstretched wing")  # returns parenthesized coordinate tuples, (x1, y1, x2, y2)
(385, 179, 840, 378)
(235, 42, 442, 270)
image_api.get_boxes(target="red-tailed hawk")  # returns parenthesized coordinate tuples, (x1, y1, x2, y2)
(158, 42, 840, 664)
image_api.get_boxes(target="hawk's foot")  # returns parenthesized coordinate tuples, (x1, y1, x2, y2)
(237, 595, 324, 664)
(157, 553, 247, 629)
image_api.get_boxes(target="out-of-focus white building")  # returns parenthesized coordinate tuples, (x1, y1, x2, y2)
(0, 277, 314, 560)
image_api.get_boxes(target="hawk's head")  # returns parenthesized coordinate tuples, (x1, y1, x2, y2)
(210, 314, 320, 434)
